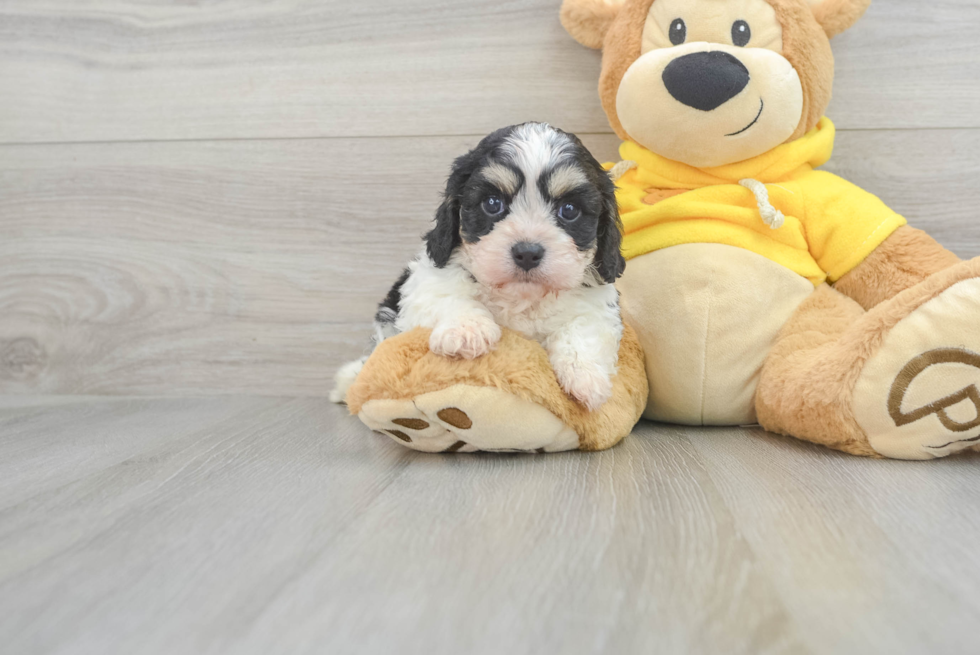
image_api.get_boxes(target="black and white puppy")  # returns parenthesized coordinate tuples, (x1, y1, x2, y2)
(332, 122, 626, 410)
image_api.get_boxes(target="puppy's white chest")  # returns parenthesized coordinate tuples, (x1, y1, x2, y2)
(478, 286, 565, 341)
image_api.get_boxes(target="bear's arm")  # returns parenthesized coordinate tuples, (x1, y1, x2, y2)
(832, 225, 961, 310)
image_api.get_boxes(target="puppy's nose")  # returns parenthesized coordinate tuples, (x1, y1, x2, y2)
(511, 242, 545, 271)
(662, 51, 750, 111)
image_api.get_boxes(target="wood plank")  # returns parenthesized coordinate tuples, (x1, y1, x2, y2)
(1, 128, 978, 396)
(0, 400, 806, 654)
(0, 0, 607, 144)
(0, 394, 115, 409)
(0, 135, 474, 396)
(238, 422, 802, 655)
(4, 399, 980, 654)
(0, 396, 279, 510)
(686, 426, 980, 654)
(826, 0, 980, 130)
(0, 0, 977, 145)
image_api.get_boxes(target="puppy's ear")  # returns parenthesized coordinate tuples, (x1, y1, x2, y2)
(593, 172, 625, 284)
(560, 0, 625, 49)
(807, 0, 872, 38)
(425, 198, 461, 268)
(425, 149, 481, 268)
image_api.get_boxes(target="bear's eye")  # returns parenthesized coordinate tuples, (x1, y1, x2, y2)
(669, 18, 686, 46)
(732, 20, 751, 47)
(482, 196, 505, 216)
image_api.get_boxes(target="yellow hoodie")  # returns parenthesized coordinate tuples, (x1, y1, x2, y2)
(611, 118, 906, 286)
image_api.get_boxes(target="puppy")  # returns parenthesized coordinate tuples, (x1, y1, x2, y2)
(332, 122, 626, 411)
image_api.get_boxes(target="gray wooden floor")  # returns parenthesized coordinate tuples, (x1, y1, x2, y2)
(2, 396, 980, 654)
(2, 0, 980, 652)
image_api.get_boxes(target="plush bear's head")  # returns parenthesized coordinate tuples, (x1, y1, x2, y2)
(561, 0, 871, 167)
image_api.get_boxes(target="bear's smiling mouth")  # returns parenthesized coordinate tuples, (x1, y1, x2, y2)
(725, 99, 765, 137)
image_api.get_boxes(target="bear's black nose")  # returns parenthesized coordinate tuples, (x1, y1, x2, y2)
(662, 51, 750, 112)
(511, 242, 545, 271)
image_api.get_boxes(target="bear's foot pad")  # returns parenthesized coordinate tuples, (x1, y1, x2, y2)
(855, 275, 980, 459)
(358, 384, 580, 453)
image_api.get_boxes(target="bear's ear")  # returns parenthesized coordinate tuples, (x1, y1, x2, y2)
(807, 0, 872, 38)
(560, 0, 626, 49)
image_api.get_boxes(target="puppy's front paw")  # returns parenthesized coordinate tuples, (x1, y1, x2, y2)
(429, 317, 501, 359)
(553, 360, 614, 412)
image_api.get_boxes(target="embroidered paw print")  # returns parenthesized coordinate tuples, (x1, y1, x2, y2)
(379, 409, 481, 453)
(355, 385, 580, 454)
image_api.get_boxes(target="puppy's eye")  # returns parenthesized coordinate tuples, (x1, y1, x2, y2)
(732, 20, 751, 47)
(669, 18, 686, 45)
(558, 202, 581, 222)
(481, 196, 505, 216)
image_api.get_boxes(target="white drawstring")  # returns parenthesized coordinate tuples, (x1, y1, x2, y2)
(608, 166, 784, 230)
(739, 178, 785, 229)
(608, 160, 637, 182)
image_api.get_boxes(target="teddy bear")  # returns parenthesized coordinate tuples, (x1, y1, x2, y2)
(558, 0, 980, 459)
(345, 0, 980, 460)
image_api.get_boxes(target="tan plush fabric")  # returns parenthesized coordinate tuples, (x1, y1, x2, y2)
(756, 285, 876, 456)
(560, 0, 626, 50)
(758, 257, 980, 458)
(833, 225, 962, 310)
(767, 0, 835, 140)
(346, 326, 649, 452)
(641, 188, 687, 205)
(598, 0, 653, 140)
(809, 0, 872, 38)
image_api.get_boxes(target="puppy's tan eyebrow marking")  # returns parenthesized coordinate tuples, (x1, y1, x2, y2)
(480, 163, 520, 195)
(547, 164, 589, 198)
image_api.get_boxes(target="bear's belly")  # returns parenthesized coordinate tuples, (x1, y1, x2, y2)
(617, 243, 814, 426)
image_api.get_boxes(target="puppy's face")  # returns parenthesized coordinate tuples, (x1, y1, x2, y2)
(426, 123, 624, 293)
